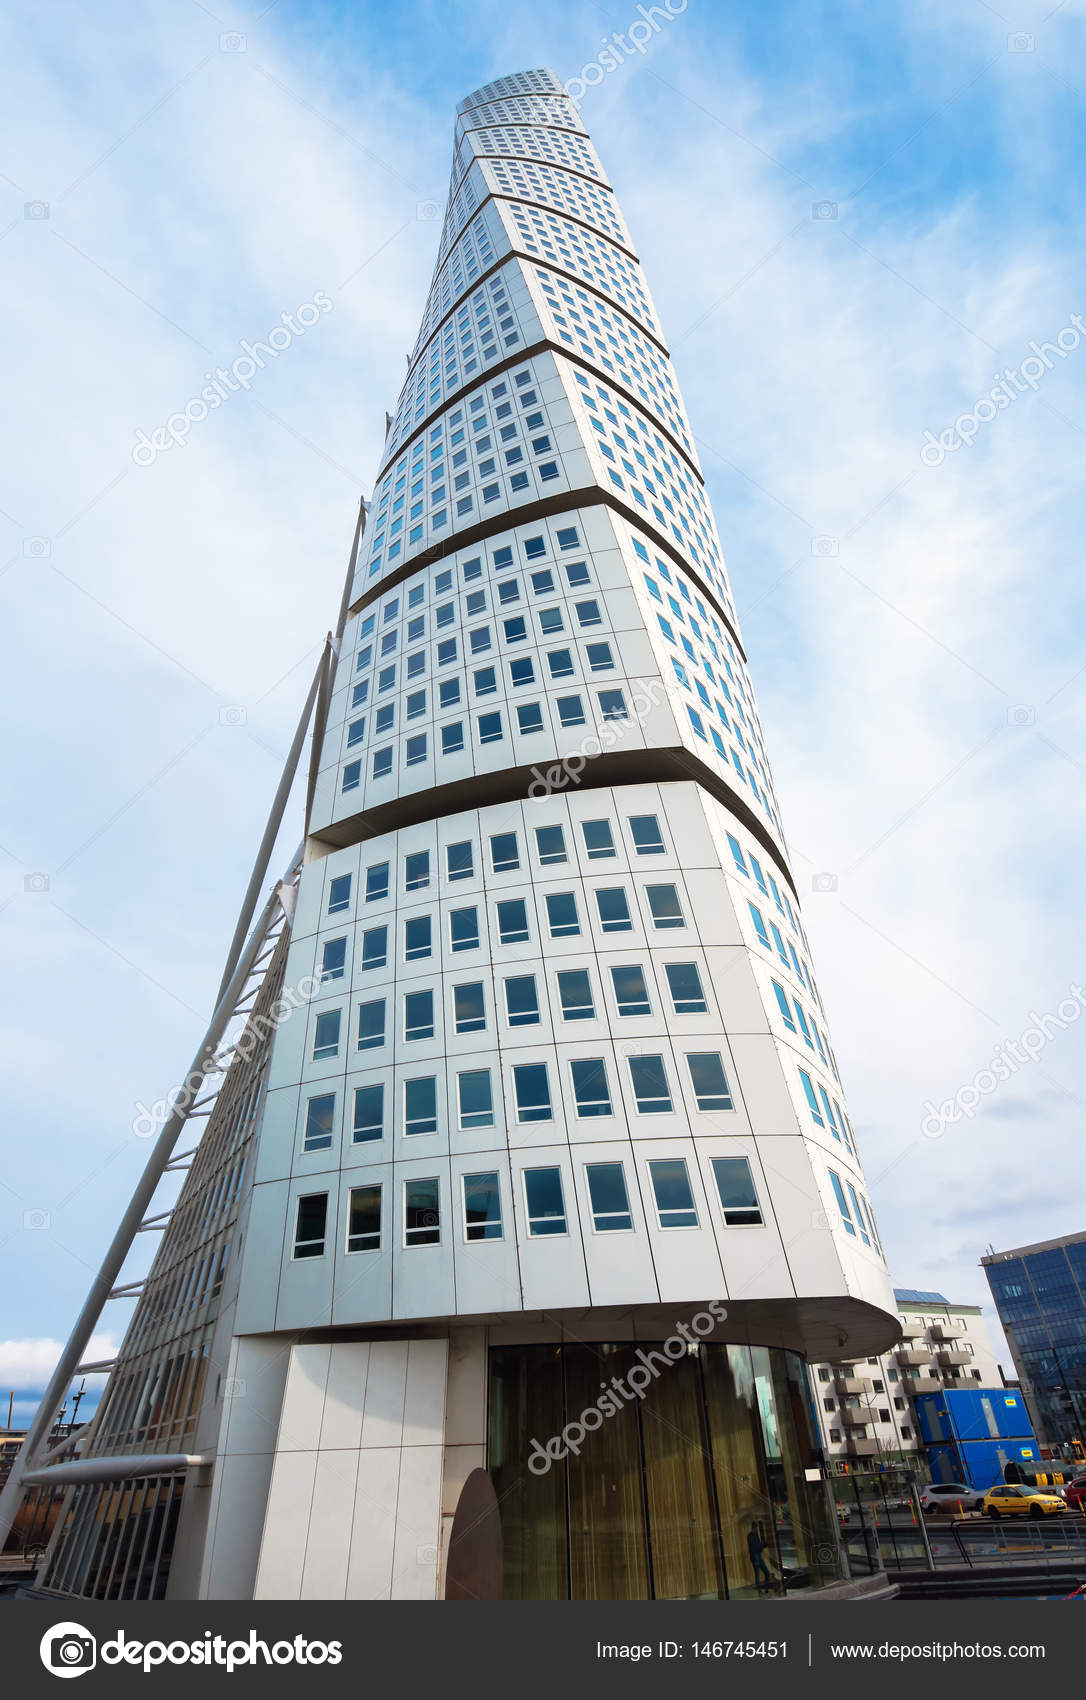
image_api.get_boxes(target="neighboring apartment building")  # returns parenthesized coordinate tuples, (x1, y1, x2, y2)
(983, 1231, 1086, 1446)
(809, 1289, 1003, 1469)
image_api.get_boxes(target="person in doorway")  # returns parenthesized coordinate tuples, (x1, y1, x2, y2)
(747, 1518, 773, 1594)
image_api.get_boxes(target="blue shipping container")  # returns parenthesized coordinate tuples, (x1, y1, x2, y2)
(914, 1388, 1033, 1446)
(927, 1438, 1041, 1490)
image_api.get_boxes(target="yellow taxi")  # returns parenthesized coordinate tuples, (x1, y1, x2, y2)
(983, 1483, 1065, 1520)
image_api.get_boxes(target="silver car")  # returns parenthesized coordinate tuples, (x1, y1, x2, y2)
(920, 1482, 986, 1514)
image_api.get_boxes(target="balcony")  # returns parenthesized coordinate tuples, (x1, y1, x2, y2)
(839, 1406, 870, 1428)
(835, 1376, 868, 1397)
(897, 1346, 933, 1367)
(899, 1319, 927, 1339)
(846, 1436, 879, 1458)
(901, 1371, 938, 1393)
(929, 1322, 963, 1342)
(936, 1348, 971, 1367)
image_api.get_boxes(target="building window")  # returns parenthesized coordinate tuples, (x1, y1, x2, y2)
(463, 1172, 503, 1242)
(441, 723, 465, 755)
(771, 980, 797, 1031)
(557, 694, 585, 726)
(648, 1158, 698, 1228)
(352, 1084, 383, 1143)
(611, 963, 651, 1016)
(457, 1068, 494, 1129)
(450, 906, 480, 951)
(404, 1177, 440, 1246)
(513, 1062, 553, 1123)
(629, 814, 666, 855)
(404, 989, 435, 1042)
(312, 1009, 341, 1060)
(629, 1055, 672, 1114)
(320, 938, 346, 982)
(303, 1093, 335, 1151)
(404, 915, 432, 961)
(405, 849, 430, 890)
(346, 1184, 381, 1253)
(665, 962, 708, 1014)
(571, 1058, 612, 1118)
(490, 831, 520, 872)
(726, 833, 749, 876)
(405, 733, 427, 766)
(586, 1162, 632, 1232)
(524, 1167, 566, 1235)
(598, 689, 627, 721)
(365, 861, 389, 902)
(504, 974, 540, 1027)
(327, 873, 351, 914)
(582, 819, 615, 859)
(496, 898, 530, 943)
(453, 981, 487, 1034)
(404, 1075, 438, 1136)
(446, 840, 474, 881)
(357, 998, 385, 1051)
(688, 1052, 734, 1111)
(479, 711, 504, 743)
(557, 968, 594, 1021)
(596, 887, 633, 932)
(516, 703, 544, 735)
(545, 892, 580, 937)
(293, 1193, 328, 1259)
(827, 1170, 857, 1236)
(710, 1157, 762, 1225)
(361, 926, 387, 971)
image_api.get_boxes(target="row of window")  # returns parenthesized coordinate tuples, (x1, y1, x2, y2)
(309, 960, 716, 1057)
(322, 813, 670, 916)
(300, 1049, 736, 1149)
(347, 634, 618, 720)
(318, 885, 688, 984)
(292, 1152, 765, 1259)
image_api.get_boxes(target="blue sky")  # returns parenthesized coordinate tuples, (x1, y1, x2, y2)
(2, 0, 1085, 1424)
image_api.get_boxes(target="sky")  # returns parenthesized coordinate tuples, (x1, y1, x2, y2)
(2, 0, 1085, 1428)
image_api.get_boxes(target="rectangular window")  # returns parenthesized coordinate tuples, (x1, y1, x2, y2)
(571, 1057, 612, 1118)
(327, 873, 352, 914)
(449, 906, 480, 952)
(545, 891, 580, 937)
(581, 819, 615, 859)
(596, 887, 633, 932)
(446, 841, 474, 881)
(473, 667, 496, 696)
(352, 1083, 384, 1143)
(361, 925, 387, 971)
(557, 693, 585, 726)
(463, 1171, 503, 1242)
(303, 1093, 335, 1151)
(453, 980, 486, 1034)
(404, 915, 432, 960)
(312, 1008, 341, 1060)
(687, 1052, 734, 1111)
(365, 861, 390, 902)
(645, 883, 684, 929)
(534, 824, 567, 865)
(611, 963, 651, 1016)
(404, 849, 430, 891)
(556, 968, 594, 1021)
(710, 1157, 762, 1225)
(496, 898, 529, 944)
(342, 760, 361, 792)
(771, 980, 797, 1030)
(404, 1075, 438, 1136)
(356, 998, 385, 1051)
(439, 678, 462, 708)
(441, 722, 465, 755)
(346, 1184, 381, 1253)
(598, 689, 627, 721)
(372, 747, 392, 779)
(547, 648, 574, 679)
(629, 1055, 672, 1114)
(513, 1062, 552, 1123)
(489, 831, 519, 872)
(479, 710, 504, 744)
(586, 642, 613, 672)
(725, 833, 749, 876)
(799, 1069, 825, 1127)
(523, 1167, 566, 1235)
(748, 902, 772, 949)
(516, 703, 544, 734)
(293, 1192, 328, 1259)
(828, 1169, 857, 1235)
(320, 937, 346, 982)
(665, 961, 708, 1014)
(586, 1161, 632, 1232)
(504, 974, 540, 1027)
(404, 988, 435, 1042)
(405, 733, 427, 766)
(648, 1158, 698, 1228)
(404, 1177, 440, 1246)
(457, 1068, 494, 1129)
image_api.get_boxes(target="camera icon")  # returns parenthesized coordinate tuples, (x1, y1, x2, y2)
(1006, 704, 1035, 727)
(220, 31, 246, 51)
(812, 871, 838, 893)
(23, 1209, 50, 1230)
(219, 705, 247, 726)
(416, 200, 441, 221)
(812, 535, 838, 557)
(40, 1623, 96, 1678)
(812, 200, 838, 220)
(24, 200, 50, 221)
(223, 1377, 247, 1399)
(24, 873, 50, 893)
(1007, 32, 1034, 52)
(417, 1543, 439, 1563)
(23, 537, 52, 558)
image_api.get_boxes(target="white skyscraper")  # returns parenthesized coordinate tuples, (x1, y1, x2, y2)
(27, 68, 898, 1603)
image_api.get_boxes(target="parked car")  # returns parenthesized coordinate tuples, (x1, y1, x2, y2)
(983, 1484, 1065, 1519)
(1062, 1476, 1086, 1511)
(919, 1483, 986, 1515)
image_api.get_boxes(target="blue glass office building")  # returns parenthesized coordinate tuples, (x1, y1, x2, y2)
(983, 1231, 1086, 1446)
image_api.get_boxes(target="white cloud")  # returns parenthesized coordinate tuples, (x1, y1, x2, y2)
(0, 1335, 118, 1391)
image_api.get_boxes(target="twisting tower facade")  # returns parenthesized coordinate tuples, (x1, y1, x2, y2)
(33, 69, 898, 1603)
